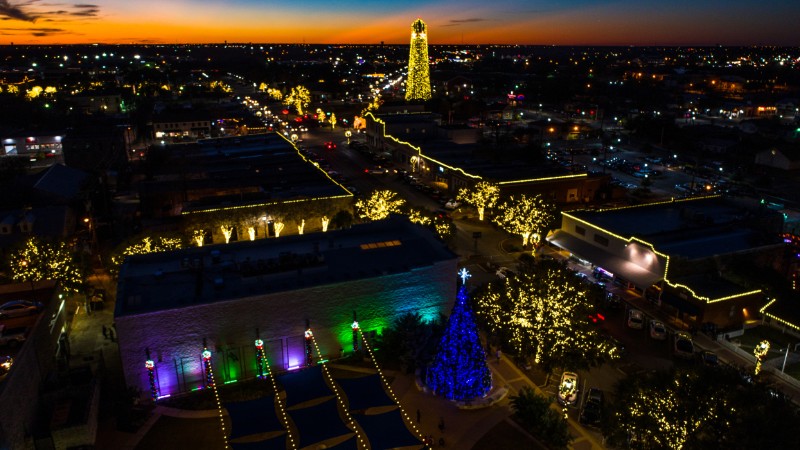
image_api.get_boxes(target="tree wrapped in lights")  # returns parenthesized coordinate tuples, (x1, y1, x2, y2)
(457, 181, 500, 221)
(110, 236, 183, 274)
(405, 18, 431, 101)
(283, 85, 310, 115)
(493, 194, 556, 248)
(473, 266, 617, 372)
(10, 237, 84, 294)
(754, 339, 770, 375)
(426, 272, 492, 401)
(355, 190, 405, 221)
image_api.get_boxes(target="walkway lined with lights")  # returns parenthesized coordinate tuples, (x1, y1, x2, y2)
(217, 330, 424, 450)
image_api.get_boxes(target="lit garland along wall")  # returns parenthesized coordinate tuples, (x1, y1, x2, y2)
(255, 338, 297, 449)
(561, 210, 762, 304)
(358, 328, 424, 442)
(308, 329, 369, 449)
(201, 345, 229, 449)
(364, 111, 590, 188)
(405, 19, 431, 101)
(760, 298, 800, 332)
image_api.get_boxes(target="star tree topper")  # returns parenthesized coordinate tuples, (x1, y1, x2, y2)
(458, 268, 471, 285)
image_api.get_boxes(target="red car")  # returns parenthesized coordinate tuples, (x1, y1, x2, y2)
(324, 141, 337, 150)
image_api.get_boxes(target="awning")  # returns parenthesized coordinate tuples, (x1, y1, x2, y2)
(548, 230, 664, 289)
(660, 292, 702, 316)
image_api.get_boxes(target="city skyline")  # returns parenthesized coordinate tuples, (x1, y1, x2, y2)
(0, 0, 797, 46)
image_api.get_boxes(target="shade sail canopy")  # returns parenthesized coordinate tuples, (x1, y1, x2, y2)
(224, 396, 283, 440)
(335, 374, 396, 411)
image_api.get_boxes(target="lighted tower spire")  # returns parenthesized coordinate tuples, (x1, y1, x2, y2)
(405, 18, 431, 101)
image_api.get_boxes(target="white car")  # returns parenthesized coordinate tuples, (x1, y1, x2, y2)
(496, 267, 515, 279)
(649, 320, 667, 340)
(444, 199, 461, 210)
(627, 309, 645, 330)
(558, 371, 579, 406)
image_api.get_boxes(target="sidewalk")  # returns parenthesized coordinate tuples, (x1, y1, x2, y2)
(390, 351, 606, 450)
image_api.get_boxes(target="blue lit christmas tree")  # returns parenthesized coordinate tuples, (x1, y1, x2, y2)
(426, 269, 492, 400)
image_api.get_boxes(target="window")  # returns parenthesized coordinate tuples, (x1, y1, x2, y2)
(575, 225, 586, 236)
(593, 234, 609, 246)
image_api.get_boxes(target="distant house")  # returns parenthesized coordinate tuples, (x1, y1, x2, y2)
(754, 146, 800, 171)
(152, 110, 211, 140)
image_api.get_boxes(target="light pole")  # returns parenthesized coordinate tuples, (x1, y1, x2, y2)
(260, 216, 268, 238)
(19, 259, 36, 302)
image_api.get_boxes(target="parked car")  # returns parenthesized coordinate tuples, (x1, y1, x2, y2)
(579, 388, 604, 426)
(673, 331, 694, 359)
(0, 300, 43, 319)
(496, 267, 516, 279)
(605, 292, 623, 310)
(0, 355, 12, 381)
(649, 320, 667, 340)
(443, 199, 461, 210)
(698, 350, 719, 366)
(0, 325, 28, 348)
(627, 309, 645, 329)
(558, 371, 579, 406)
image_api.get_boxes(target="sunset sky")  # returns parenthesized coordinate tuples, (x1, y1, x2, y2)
(0, 0, 797, 46)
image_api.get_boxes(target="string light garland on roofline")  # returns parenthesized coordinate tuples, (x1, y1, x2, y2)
(561, 211, 762, 303)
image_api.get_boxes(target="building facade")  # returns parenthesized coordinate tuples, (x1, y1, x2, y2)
(115, 217, 458, 400)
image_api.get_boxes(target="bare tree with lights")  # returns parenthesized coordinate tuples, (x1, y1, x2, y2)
(457, 181, 500, 221)
(283, 85, 311, 116)
(474, 266, 618, 373)
(493, 193, 556, 248)
(355, 190, 405, 222)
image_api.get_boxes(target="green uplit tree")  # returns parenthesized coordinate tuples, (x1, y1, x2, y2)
(511, 387, 572, 449)
(457, 181, 500, 221)
(493, 194, 556, 248)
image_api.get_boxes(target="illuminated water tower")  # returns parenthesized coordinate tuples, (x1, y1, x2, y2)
(405, 18, 431, 101)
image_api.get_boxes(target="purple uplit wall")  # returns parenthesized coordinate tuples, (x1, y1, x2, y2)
(117, 259, 456, 398)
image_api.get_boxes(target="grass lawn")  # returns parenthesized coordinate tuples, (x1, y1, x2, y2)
(737, 325, 798, 351)
(783, 361, 800, 380)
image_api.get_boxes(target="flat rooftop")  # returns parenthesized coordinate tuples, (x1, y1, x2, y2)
(567, 196, 784, 260)
(115, 216, 457, 317)
(408, 139, 575, 182)
(142, 133, 349, 212)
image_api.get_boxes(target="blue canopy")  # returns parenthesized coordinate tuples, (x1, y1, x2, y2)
(335, 374, 396, 411)
(354, 409, 423, 450)
(287, 398, 353, 448)
(276, 365, 333, 407)
(229, 434, 286, 450)
(224, 396, 284, 440)
(327, 436, 359, 449)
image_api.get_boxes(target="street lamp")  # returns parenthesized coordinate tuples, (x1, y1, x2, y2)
(19, 259, 36, 301)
